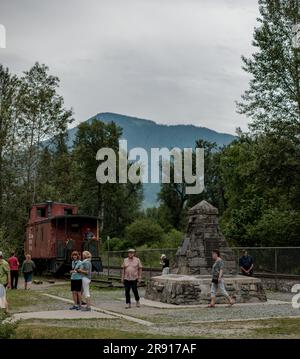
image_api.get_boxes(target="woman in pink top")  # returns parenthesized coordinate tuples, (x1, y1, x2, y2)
(121, 248, 142, 309)
(7, 252, 19, 289)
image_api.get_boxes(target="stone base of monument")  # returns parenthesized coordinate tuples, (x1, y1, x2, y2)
(145, 274, 267, 305)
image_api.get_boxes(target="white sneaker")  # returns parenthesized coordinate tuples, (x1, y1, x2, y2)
(125, 303, 131, 309)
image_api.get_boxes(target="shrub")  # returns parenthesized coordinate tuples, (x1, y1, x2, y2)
(150, 229, 183, 249)
(124, 219, 164, 248)
(0, 313, 17, 339)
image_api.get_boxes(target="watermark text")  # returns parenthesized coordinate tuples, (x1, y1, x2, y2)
(96, 140, 204, 194)
(0, 24, 6, 49)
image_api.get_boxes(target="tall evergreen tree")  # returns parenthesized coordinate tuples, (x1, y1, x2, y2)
(0, 63, 74, 252)
(19, 62, 73, 206)
(51, 133, 74, 203)
(237, 0, 300, 135)
(0, 66, 20, 222)
(72, 119, 142, 238)
(186, 139, 227, 214)
(158, 151, 188, 230)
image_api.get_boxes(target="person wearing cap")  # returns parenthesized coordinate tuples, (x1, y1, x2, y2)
(0, 251, 11, 312)
(121, 249, 142, 309)
(160, 254, 170, 275)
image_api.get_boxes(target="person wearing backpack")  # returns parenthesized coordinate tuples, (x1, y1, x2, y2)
(21, 254, 35, 290)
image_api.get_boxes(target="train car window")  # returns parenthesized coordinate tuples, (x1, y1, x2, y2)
(64, 208, 73, 215)
(37, 207, 46, 217)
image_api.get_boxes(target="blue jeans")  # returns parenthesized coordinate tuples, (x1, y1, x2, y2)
(210, 279, 229, 298)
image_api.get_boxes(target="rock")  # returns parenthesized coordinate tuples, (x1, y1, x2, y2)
(33, 280, 43, 285)
(145, 274, 267, 304)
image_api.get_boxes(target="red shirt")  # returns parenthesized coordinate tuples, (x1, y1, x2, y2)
(8, 256, 19, 271)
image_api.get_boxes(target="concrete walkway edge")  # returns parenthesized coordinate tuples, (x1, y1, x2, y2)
(42, 293, 153, 326)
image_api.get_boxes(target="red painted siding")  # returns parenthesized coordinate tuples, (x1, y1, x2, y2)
(25, 202, 99, 259)
(28, 202, 78, 224)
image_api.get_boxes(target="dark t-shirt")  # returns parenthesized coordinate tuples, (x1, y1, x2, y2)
(162, 258, 169, 268)
(239, 255, 253, 270)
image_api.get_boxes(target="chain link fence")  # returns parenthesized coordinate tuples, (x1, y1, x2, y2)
(101, 247, 300, 278)
(102, 248, 178, 278)
(232, 247, 300, 276)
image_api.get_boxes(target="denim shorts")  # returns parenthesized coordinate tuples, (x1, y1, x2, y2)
(24, 271, 33, 283)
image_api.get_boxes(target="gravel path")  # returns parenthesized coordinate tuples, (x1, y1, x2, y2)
(42, 285, 300, 324)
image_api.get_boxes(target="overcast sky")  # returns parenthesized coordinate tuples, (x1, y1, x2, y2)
(0, 0, 259, 134)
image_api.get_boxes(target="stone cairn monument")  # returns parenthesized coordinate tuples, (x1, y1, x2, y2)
(145, 200, 267, 304)
(173, 200, 236, 275)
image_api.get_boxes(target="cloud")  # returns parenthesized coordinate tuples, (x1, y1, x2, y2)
(0, 0, 259, 134)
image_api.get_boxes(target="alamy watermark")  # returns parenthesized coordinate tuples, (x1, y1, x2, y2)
(0, 24, 6, 49)
(291, 284, 300, 309)
(96, 140, 204, 195)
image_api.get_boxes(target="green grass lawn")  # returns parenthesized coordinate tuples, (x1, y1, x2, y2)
(249, 318, 300, 338)
(6, 288, 67, 314)
(14, 324, 189, 339)
(6, 289, 44, 310)
(10, 317, 300, 339)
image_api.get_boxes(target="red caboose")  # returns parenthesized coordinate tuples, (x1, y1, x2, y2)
(25, 201, 102, 275)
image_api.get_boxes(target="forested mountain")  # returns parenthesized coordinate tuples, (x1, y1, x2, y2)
(67, 112, 234, 150)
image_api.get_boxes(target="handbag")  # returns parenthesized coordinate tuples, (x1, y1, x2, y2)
(212, 272, 219, 284)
